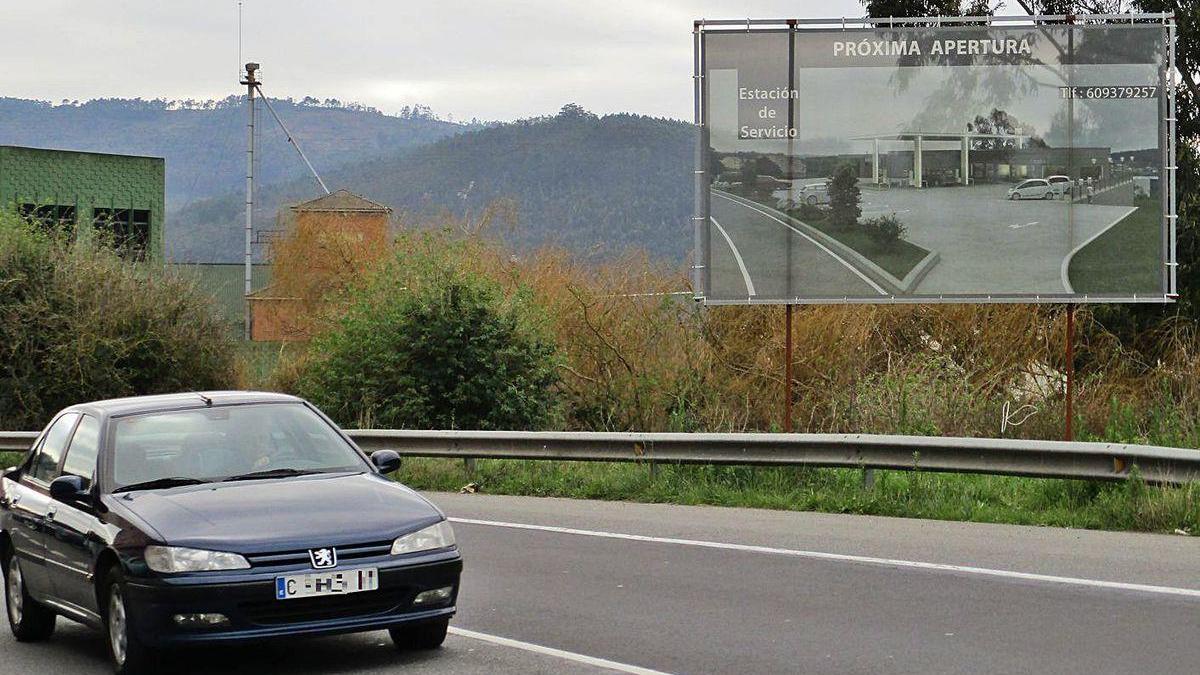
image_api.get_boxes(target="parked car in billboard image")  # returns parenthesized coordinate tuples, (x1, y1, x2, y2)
(1008, 179, 1055, 200)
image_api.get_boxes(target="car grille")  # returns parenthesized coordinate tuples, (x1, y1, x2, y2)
(243, 540, 393, 568)
(239, 587, 411, 625)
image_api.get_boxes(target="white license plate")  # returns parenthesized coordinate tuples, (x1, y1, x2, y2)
(275, 567, 379, 600)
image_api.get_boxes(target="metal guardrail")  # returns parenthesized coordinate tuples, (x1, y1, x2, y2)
(0, 432, 37, 452)
(4, 430, 1199, 484)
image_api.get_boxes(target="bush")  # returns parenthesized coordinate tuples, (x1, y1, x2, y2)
(827, 163, 862, 229)
(788, 202, 827, 223)
(0, 213, 236, 429)
(863, 213, 907, 247)
(294, 241, 562, 430)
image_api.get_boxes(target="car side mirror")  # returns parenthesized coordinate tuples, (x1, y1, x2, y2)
(49, 474, 88, 503)
(371, 450, 401, 474)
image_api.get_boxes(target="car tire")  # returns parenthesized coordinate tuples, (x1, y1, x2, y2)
(390, 617, 450, 650)
(4, 553, 56, 642)
(806, 195, 818, 206)
(101, 567, 158, 675)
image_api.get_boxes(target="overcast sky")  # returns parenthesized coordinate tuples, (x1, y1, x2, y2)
(0, 0, 864, 122)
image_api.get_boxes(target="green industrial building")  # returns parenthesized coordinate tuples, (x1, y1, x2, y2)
(0, 145, 165, 260)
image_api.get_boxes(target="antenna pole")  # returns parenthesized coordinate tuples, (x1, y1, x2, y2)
(241, 62, 259, 341)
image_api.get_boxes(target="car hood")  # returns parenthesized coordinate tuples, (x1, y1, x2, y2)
(108, 473, 443, 553)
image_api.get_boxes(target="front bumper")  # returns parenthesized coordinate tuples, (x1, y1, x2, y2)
(123, 549, 462, 646)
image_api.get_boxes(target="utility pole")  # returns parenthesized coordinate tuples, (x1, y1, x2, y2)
(241, 62, 258, 341)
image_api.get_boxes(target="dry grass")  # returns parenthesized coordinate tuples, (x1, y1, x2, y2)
(249, 205, 1200, 448)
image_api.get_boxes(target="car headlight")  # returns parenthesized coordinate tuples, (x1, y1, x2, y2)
(144, 545, 251, 573)
(391, 521, 455, 555)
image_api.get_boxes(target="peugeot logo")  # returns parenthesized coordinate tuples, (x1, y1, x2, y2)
(309, 547, 338, 569)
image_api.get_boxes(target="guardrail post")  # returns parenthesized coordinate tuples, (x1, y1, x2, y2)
(463, 458, 476, 475)
(863, 468, 876, 490)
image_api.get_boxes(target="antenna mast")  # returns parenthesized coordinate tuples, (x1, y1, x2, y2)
(241, 62, 258, 341)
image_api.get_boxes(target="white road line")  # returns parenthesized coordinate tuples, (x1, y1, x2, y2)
(449, 517, 1200, 601)
(713, 192, 888, 295)
(448, 626, 673, 675)
(1060, 206, 1138, 293)
(709, 216, 756, 296)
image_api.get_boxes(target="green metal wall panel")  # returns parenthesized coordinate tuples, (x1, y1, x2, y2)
(0, 145, 165, 261)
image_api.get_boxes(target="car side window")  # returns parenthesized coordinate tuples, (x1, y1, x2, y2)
(29, 412, 80, 483)
(61, 414, 101, 490)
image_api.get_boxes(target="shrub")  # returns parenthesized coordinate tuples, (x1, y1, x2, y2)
(788, 202, 827, 223)
(0, 213, 236, 429)
(827, 163, 862, 229)
(294, 240, 562, 430)
(864, 214, 907, 247)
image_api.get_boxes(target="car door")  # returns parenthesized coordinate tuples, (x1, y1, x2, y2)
(44, 413, 104, 615)
(9, 412, 79, 598)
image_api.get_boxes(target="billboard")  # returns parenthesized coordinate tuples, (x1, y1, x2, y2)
(693, 17, 1176, 304)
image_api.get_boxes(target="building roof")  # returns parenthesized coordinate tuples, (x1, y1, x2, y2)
(0, 144, 164, 162)
(851, 132, 1031, 142)
(290, 188, 392, 213)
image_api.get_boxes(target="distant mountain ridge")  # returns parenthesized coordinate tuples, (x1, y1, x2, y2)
(173, 105, 695, 263)
(0, 96, 464, 206)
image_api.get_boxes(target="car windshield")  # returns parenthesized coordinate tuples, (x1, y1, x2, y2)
(110, 403, 368, 490)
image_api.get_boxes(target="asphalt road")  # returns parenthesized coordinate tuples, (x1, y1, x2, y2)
(707, 183, 1140, 299)
(4, 493, 1199, 674)
(858, 183, 1136, 295)
(708, 190, 883, 300)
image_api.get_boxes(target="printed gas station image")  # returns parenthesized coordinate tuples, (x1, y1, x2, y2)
(698, 23, 1170, 303)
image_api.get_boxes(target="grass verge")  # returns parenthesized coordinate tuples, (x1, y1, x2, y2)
(802, 219, 930, 279)
(2, 449, 1192, 534)
(1068, 198, 1162, 294)
(396, 458, 1198, 535)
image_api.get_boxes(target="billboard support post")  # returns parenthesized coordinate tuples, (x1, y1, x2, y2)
(784, 305, 793, 433)
(1066, 304, 1075, 442)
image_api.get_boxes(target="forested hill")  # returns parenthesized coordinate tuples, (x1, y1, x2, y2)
(172, 106, 695, 263)
(0, 97, 463, 206)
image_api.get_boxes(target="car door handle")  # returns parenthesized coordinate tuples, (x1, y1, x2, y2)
(45, 506, 56, 521)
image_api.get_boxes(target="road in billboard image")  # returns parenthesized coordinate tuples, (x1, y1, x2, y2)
(699, 24, 1170, 303)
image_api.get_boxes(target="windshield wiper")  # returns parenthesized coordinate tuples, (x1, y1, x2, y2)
(222, 468, 326, 482)
(112, 477, 210, 493)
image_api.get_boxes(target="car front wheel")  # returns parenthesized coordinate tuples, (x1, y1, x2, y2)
(390, 617, 450, 650)
(5, 554, 56, 641)
(103, 568, 158, 675)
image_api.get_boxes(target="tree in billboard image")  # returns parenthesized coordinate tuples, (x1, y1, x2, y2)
(828, 164, 864, 229)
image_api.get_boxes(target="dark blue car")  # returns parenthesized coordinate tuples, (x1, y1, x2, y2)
(0, 392, 462, 674)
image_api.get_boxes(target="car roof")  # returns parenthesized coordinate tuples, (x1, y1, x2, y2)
(62, 391, 304, 420)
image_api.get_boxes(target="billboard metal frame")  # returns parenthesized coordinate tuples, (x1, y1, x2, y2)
(692, 14, 1178, 306)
